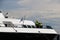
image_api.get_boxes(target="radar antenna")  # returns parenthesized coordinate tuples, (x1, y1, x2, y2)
(5, 12, 8, 18)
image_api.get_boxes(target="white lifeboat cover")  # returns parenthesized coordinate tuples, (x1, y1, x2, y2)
(20, 20, 35, 26)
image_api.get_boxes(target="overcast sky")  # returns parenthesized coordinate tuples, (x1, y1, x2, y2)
(0, 0, 60, 34)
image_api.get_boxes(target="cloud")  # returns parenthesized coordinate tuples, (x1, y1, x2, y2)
(3, 0, 60, 22)
(17, 0, 60, 10)
(15, 0, 60, 19)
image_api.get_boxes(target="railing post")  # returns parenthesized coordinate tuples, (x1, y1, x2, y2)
(57, 34, 59, 40)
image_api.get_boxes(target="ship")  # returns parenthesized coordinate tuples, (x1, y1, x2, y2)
(0, 11, 57, 40)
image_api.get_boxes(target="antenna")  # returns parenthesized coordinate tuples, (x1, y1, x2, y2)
(20, 15, 26, 23)
(21, 17, 23, 21)
(5, 12, 8, 18)
(21, 15, 26, 21)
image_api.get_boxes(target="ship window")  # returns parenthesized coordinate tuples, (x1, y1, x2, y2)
(32, 26, 35, 28)
(27, 25, 31, 28)
(22, 25, 27, 28)
(5, 24, 7, 27)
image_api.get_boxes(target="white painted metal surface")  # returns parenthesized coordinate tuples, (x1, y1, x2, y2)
(20, 20, 35, 26)
(0, 27, 57, 34)
(0, 27, 15, 32)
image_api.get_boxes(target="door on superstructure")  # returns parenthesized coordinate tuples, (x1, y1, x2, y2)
(3, 21, 15, 27)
